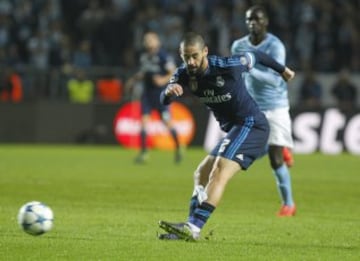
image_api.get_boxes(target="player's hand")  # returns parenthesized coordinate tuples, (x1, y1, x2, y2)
(165, 83, 183, 97)
(282, 67, 295, 82)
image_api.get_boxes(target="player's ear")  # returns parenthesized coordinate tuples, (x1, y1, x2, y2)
(179, 45, 183, 59)
(264, 16, 269, 27)
(203, 46, 209, 56)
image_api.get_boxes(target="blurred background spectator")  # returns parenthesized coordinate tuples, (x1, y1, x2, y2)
(96, 73, 123, 103)
(67, 67, 94, 103)
(0, 0, 358, 109)
(298, 67, 323, 110)
(0, 67, 23, 102)
(331, 68, 358, 113)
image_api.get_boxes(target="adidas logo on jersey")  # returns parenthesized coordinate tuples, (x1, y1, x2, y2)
(236, 154, 244, 161)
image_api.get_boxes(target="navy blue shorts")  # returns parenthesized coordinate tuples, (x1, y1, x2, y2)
(210, 116, 269, 170)
(141, 90, 169, 115)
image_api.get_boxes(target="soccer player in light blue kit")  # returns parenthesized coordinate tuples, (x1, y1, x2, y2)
(158, 32, 295, 241)
(231, 5, 296, 216)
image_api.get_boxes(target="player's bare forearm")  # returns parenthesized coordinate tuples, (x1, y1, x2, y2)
(282, 67, 295, 82)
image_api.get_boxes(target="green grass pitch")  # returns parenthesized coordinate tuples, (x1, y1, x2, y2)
(0, 145, 359, 260)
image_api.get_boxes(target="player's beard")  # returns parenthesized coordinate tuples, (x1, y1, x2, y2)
(187, 56, 206, 76)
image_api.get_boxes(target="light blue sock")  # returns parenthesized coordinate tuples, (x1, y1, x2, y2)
(273, 164, 294, 206)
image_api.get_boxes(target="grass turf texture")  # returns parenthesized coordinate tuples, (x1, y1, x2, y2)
(0, 145, 359, 260)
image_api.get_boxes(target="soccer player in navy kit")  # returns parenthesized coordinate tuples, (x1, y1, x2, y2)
(125, 32, 182, 164)
(231, 5, 296, 216)
(158, 32, 295, 241)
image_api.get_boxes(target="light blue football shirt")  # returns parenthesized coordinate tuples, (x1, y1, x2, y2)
(231, 33, 289, 110)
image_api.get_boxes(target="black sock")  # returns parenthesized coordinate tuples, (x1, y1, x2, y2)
(140, 129, 146, 153)
(188, 202, 216, 229)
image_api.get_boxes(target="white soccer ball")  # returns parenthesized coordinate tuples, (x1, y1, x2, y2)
(17, 201, 54, 236)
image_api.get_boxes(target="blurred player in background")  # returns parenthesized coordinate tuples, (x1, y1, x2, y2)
(125, 32, 182, 164)
(231, 5, 296, 216)
(158, 32, 295, 241)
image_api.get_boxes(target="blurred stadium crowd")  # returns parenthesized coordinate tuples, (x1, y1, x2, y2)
(0, 0, 359, 104)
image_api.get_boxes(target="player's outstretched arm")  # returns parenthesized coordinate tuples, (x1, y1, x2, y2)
(160, 83, 184, 105)
(251, 50, 295, 82)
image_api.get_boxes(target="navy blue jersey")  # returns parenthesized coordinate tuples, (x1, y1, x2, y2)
(139, 48, 176, 114)
(139, 48, 176, 91)
(168, 54, 267, 132)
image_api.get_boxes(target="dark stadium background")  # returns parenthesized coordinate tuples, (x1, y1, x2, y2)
(0, 0, 359, 153)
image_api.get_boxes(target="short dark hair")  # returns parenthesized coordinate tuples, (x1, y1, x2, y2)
(247, 5, 268, 19)
(180, 32, 205, 49)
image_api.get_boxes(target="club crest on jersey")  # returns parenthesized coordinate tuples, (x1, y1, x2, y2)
(216, 76, 225, 87)
(189, 77, 198, 91)
(239, 56, 248, 65)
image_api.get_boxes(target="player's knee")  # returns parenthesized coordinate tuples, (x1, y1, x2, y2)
(211, 157, 240, 183)
(270, 155, 284, 169)
(208, 165, 221, 183)
(269, 147, 284, 169)
(194, 156, 215, 179)
(193, 168, 201, 180)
